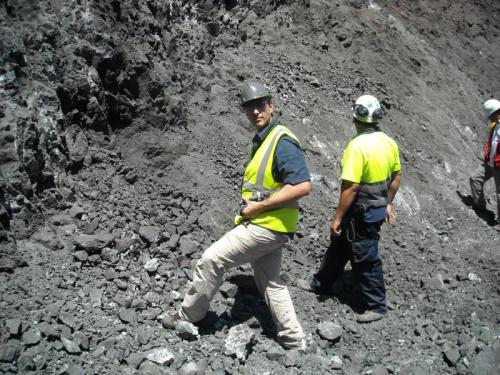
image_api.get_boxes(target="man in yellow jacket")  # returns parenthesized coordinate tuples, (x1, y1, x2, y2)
(305, 95, 401, 323)
(164, 81, 311, 349)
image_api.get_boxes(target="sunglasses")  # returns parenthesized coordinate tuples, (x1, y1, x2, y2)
(242, 98, 270, 112)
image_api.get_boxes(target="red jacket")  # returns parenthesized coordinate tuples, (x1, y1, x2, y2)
(484, 121, 500, 169)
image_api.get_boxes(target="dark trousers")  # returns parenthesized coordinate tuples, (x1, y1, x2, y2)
(314, 216, 387, 313)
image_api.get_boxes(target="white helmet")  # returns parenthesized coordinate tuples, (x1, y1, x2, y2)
(353, 95, 384, 124)
(483, 99, 500, 119)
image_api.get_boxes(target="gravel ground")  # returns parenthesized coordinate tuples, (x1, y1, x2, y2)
(0, 0, 499, 374)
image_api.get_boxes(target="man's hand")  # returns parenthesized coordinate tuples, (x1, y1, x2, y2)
(385, 203, 396, 224)
(330, 217, 342, 236)
(329, 180, 358, 237)
(240, 199, 265, 219)
(240, 181, 311, 221)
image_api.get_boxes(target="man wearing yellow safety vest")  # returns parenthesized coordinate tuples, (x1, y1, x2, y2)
(303, 95, 401, 323)
(164, 81, 311, 349)
(469, 99, 500, 232)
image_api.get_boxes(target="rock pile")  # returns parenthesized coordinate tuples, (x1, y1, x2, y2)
(0, 0, 499, 374)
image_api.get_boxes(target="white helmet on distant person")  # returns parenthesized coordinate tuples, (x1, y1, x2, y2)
(353, 95, 384, 124)
(483, 99, 500, 120)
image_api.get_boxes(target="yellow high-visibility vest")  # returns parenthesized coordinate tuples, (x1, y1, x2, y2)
(234, 125, 301, 233)
(341, 129, 401, 207)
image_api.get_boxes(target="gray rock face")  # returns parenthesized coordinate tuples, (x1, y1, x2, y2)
(178, 361, 200, 375)
(0, 341, 20, 362)
(73, 232, 113, 253)
(118, 308, 137, 324)
(61, 337, 82, 354)
(331, 355, 343, 369)
(17, 351, 36, 372)
(73, 250, 88, 262)
(427, 273, 445, 289)
(224, 324, 255, 361)
(69, 204, 85, 218)
(126, 352, 145, 369)
(467, 272, 481, 282)
(468, 346, 500, 374)
(1, 1, 500, 375)
(115, 237, 134, 253)
(284, 349, 301, 367)
(144, 258, 159, 272)
(317, 321, 343, 342)
(5, 318, 21, 336)
(22, 329, 41, 345)
(425, 324, 439, 341)
(139, 360, 174, 375)
(89, 288, 103, 306)
(220, 281, 238, 298)
(443, 346, 461, 366)
(175, 320, 200, 341)
(39, 322, 61, 339)
(139, 226, 161, 244)
(179, 236, 199, 256)
(67, 127, 89, 165)
(145, 347, 174, 365)
(198, 209, 232, 238)
(59, 312, 82, 330)
(101, 248, 119, 263)
(67, 365, 86, 375)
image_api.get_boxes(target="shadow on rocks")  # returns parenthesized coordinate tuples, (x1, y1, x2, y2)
(456, 191, 496, 225)
(227, 274, 277, 340)
(192, 274, 277, 340)
(315, 271, 366, 314)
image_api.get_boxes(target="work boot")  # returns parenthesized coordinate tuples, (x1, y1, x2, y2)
(162, 311, 200, 340)
(356, 310, 385, 323)
(280, 334, 317, 354)
(296, 277, 330, 295)
(280, 338, 306, 351)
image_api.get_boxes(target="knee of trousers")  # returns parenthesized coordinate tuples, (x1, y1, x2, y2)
(195, 252, 225, 279)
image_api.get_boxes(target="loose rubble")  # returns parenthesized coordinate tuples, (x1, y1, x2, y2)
(0, 0, 499, 374)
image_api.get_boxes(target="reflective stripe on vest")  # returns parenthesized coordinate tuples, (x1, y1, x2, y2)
(234, 125, 301, 233)
(356, 178, 390, 207)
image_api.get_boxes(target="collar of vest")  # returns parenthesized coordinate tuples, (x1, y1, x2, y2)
(256, 119, 279, 140)
(355, 126, 381, 137)
(244, 125, 300, 209)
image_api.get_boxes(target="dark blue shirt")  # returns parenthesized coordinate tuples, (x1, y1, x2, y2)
(251, 120, 311, 185)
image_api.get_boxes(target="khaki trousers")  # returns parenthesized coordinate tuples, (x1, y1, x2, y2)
(179, 223, 304, 347)
(470, 163, 500, 219)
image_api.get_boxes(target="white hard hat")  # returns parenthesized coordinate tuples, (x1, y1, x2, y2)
(353, 95, 384, 124)
(483, 99, 500, 119)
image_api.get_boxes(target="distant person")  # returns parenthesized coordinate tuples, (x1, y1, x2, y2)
(469, 99, 500, 232)
(299, 95, 401, 323)
(164, 81, 311, 349)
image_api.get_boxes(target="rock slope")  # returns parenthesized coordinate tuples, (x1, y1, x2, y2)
(0, 0, 499, 374)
